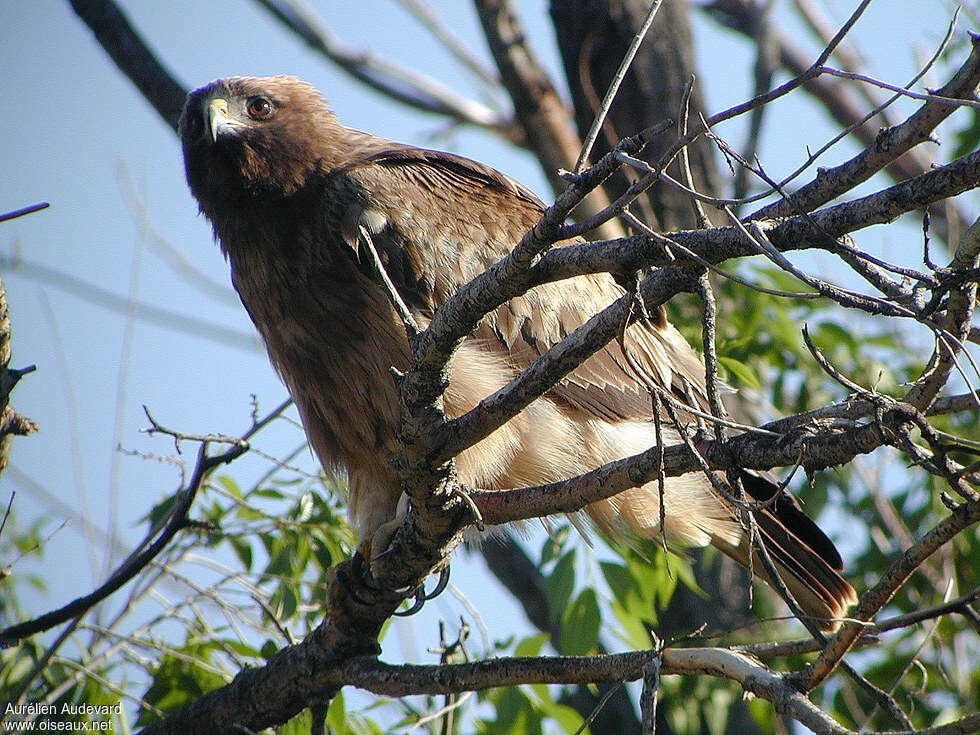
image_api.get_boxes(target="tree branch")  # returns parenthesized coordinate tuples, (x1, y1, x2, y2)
(794, 497, 980, 692)
(0, 429, 249, 647)
(473, 0, 624, 240)
(338, 648, 980, 735)
(752, 35, 980, 220)
(253, 0, 506, 130)
(68, 0, 187, 132)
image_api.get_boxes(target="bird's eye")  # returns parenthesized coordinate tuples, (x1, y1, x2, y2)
(246, 96, 274, 120)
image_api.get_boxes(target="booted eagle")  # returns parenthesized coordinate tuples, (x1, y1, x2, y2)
(179, 75, 856, 629)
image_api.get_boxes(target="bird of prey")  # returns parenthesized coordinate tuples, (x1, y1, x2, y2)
(179, 75, 857, 628)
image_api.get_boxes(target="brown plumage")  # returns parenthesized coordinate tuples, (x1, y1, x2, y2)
(179, 75, 857, 629)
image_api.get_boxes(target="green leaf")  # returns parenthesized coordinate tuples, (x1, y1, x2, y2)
(142, 495, 177, 527)
(545, 550, 575, 622)
(277, 710, 313, 735)
(599, 561, 641, 605)
(234, 504, 263, 521)
(228, 536, 253, 571)
(271, 582, 298, 619)
(814, 321, 857, 351)
(533, 693, 587, 735)
(704, 683, 734, 735)
(954, 106, 980, 159)
(311, 536, 337, 570)
(265, 545, 294, 576)
(717, 356, 762, 390)
(260, 639, 279, 660)
(540, 526, 570, 566)
(216, 475, 242, 499)
(252, 487, 286, 500)
(214, 638, 260, 659)
(514, 633, 549, 658)
(490, 687, 543, 735)
(559, 588, 599, 655)
(609, 598, 654, 649)
(327, 691, 353, 735)
(138, 652, 226, 725)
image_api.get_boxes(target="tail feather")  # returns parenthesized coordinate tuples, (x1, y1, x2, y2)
(712, 471, 857, 631)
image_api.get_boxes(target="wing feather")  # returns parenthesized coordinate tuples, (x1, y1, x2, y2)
(337, 145, 709, 423)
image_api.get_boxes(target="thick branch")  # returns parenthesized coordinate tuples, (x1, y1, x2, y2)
(435, 150, 980, 466)
(473, 0, 623, 240)
(753, 35, 980, 219)
(69, 0, 187, 132)
(398, 124, 668, 415)
(533, 146, 980, 287)
(469, 400, 930, 527)
(339, 648, 980, 735)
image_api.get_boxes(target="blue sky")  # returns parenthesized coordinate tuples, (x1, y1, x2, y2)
(0, 0, 967, 714)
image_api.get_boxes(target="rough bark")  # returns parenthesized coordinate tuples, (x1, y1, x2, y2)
(551, 0, 721, 230)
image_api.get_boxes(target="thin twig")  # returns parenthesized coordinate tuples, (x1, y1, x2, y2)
(358, 225, 420, 339)
(253, 0, 504, 128)
(0, 399, 276, 647)
(0, 203, 50, 223)
(574, 0, 665, 172)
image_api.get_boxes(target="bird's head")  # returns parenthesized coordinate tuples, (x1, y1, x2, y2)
(179, 75, 337, 212)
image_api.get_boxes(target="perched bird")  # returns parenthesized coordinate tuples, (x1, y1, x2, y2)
(179, 75, 856, 629)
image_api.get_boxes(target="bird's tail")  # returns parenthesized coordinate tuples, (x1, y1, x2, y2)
(709, 471, 858, 632)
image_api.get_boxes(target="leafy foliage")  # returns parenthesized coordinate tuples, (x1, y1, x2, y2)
(2, 2, 978, 734)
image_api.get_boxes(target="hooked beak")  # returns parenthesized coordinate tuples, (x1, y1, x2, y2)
(207, 98, 242, 141)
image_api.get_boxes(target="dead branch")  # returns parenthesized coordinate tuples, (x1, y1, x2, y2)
(69, 0, 186, 131)
(253, 0, 506, 130)
(795, 497, 980, 692)
(0, 402, 279, 647)
(473, 0, 624, 240)
(753, 35, 980, 220)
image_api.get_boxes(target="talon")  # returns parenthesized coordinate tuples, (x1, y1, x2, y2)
(350, 551, 380, 589)
(393, 592, 426, 617)
(391, 565, 451, 616)
(422, 564, 450, 602)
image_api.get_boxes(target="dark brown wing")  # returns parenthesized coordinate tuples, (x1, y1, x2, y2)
(337, 145, 710, 422)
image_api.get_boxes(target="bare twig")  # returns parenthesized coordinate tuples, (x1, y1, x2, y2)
(2, 257, 259, 353)
(394, 0, 499, 86)
(0, 401, 275, 646)
(794, 498, 980, 692)
(574, 0, 665, 172)
(473, 0, 624, 240)
(358, 225, 420, 339)
(752, 21, 977, 221)
(0, 203, 49, 223)
(816, 65, 980, 110)
(253, 0, 505, 129)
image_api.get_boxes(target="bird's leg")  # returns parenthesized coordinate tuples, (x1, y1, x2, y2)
(349, 498, 452, 614)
